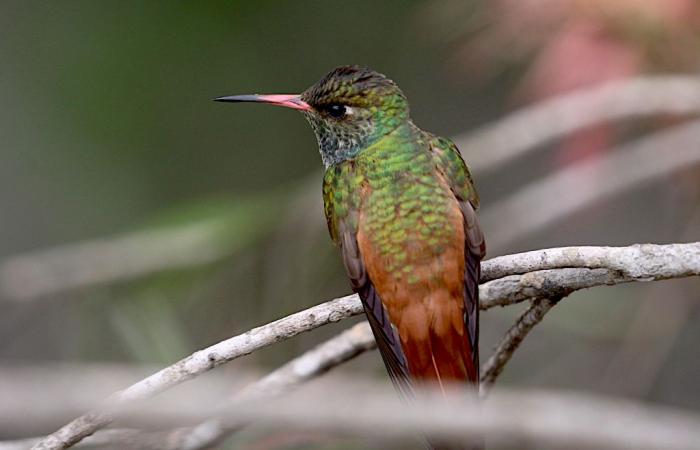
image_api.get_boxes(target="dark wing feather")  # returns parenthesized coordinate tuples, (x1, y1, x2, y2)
(358, 282, 413, 396)
(429, 136, 486, 383)
(323, 167, 412, 395)
(459, 200, 485, 378)
(340, 221, 412, 395)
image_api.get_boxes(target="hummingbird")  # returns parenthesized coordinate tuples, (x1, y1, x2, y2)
(216, 65, 485, 399)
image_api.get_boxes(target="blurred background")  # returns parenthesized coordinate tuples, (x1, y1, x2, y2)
(1, 1, 700, 448)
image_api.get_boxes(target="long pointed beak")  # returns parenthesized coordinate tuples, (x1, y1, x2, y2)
(213, 94, 310, 111)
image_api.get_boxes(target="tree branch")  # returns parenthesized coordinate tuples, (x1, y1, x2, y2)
(30, 242, 700, 450)
(173, 383, 700, 450)
(22, 383, 700, 450)
(481, 242, 700, 281)
(480, 120, 700, 252)
(29, 294, 362, 450)
(0, 223, 234, 301)
(9, 371, 700, 450)
(0, 430, 173, 450)
(454, 76, 700, 173)
(0, 325, 377, 450)
(480, 297, 561, 389)
(175, 322, 377, 450)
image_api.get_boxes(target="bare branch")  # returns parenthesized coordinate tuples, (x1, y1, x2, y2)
(9, 374, 700, 450)
(0, 325, 377, 450)
(239, 321, 375, 399)
(481, 297, 560, 389)
(478, 243, 700, 389)
(30, 243, 700, 450)
(482, 242, 700, 281)
(29, 295, 362, 450)
(200, 383, 700, 450)
(0, 223, 232, 301)
(0, 429, 184, 450)
(177, 322, 377, 450)
(480, 120, 700, 252)
(454, 76, 700, 173)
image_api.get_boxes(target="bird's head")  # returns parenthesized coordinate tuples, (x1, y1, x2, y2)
(216, 66, 409, 167)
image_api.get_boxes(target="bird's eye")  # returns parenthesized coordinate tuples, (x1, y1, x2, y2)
(326, 104, 347, 118)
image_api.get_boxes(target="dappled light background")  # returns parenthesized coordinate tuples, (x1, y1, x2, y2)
(2, 1, 700, 448)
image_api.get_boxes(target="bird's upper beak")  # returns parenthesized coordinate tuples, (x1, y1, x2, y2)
(213, 94, 310, 111)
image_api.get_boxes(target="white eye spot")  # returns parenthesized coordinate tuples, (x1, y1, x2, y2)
(344, 106, 355, 116)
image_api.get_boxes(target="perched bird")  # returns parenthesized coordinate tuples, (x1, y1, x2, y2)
(216, 64, 485, 408)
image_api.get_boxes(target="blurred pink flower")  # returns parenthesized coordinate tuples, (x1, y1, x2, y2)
(441, 0, 700, 166)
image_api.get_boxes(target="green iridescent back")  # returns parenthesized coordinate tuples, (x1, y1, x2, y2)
(323, 121, 479, 283)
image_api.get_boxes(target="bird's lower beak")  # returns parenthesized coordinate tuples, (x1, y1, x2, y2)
(213, 94, 310, 111)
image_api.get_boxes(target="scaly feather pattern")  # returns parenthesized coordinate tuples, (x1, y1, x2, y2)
(323, 121, 484, 388)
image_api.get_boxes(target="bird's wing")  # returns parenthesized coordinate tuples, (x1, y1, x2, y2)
(323, 164, 412, 395)
(428, 135, 486, 381)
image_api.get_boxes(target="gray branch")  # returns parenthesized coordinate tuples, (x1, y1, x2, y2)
(454, 75, 700, 173)
(480, 297, 560, 389)
(0, 325, 377, 450)
(480, 120, 700, 252)
(30, 242, 700, 450)
(8, 367, 700, 449)
(176, 322, 377, 450)
(196, 382, 700, 450)
(0, 223, 233, 301)
(21, 382, 700, 450)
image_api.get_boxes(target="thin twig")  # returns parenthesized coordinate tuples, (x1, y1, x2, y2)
(480, 120, 700, 252)
(480, 297, 561, 389)
(0, 325, 376, 450)
(177, 322, 377, 450)
(0, 223, 233, 301)
(455, 76, 700, 173)
(0, 430, 174, 450)
(29, 295, 362, 450)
